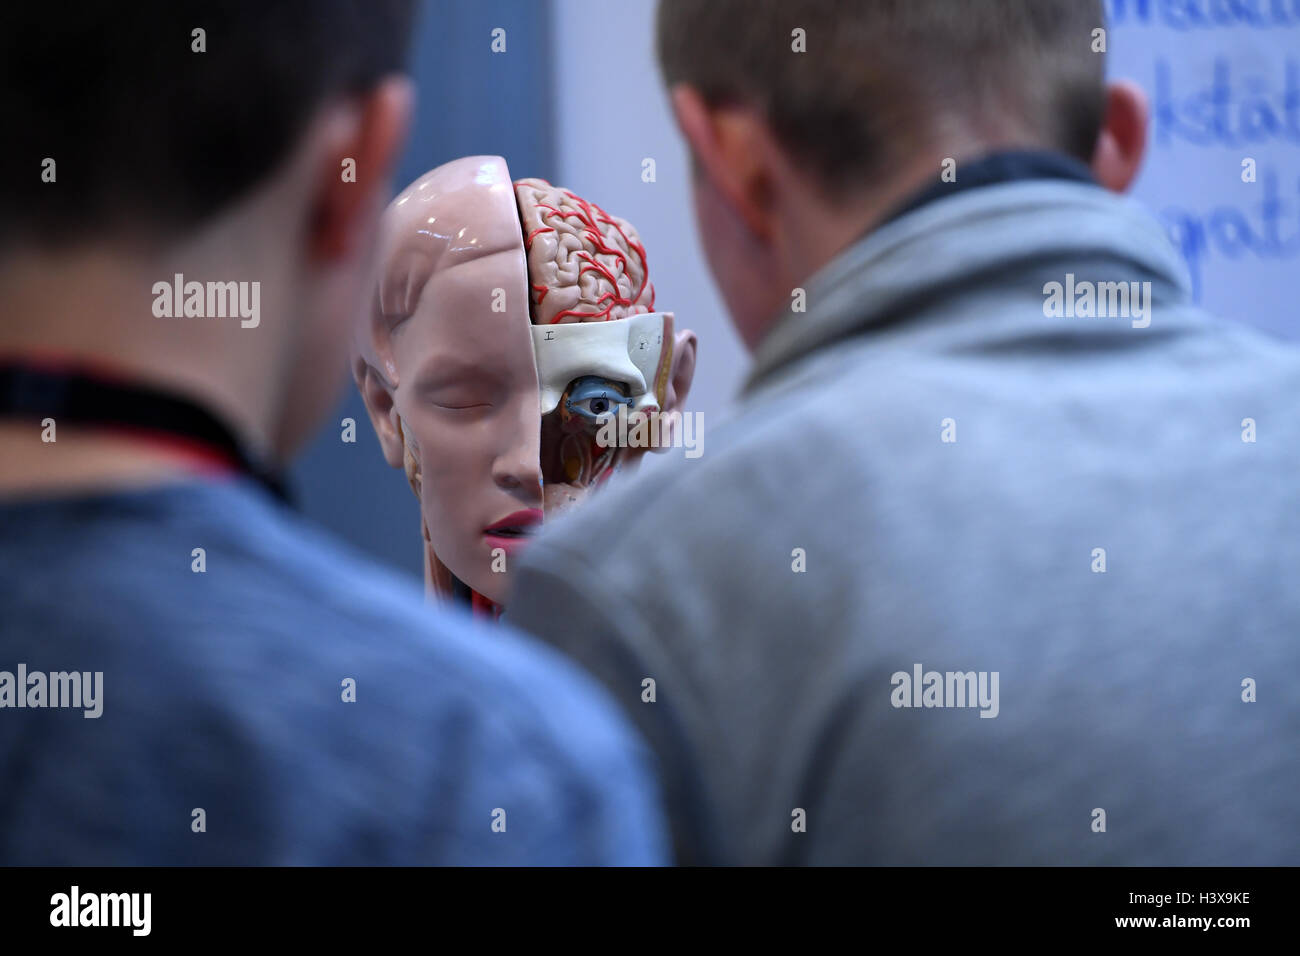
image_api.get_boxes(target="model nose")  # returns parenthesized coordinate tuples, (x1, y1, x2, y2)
(494, 462, 541, 491)
(493, 396, 542, 495)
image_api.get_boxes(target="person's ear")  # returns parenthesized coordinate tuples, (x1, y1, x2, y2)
(308, 76, 414, 262)
(669, 84, 777, 240)
(1090, 80, 1148, 194)
(356, 364, 406, 469)
(663, 328, 697, 414)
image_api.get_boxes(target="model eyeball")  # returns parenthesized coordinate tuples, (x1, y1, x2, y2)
(563, 376, 632, 425)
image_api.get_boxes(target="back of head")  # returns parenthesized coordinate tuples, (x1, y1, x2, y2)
(0, 1, 417, 463)
(656, 0, 1106, 196)
(1, 0, 414, 249)
(654, 0, 1111, 349)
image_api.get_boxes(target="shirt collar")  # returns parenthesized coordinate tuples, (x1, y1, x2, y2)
(742, 175, 1193, 396)
(874, 149, 1097, 234)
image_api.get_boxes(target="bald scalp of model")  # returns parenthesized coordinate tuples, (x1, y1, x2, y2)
(358, 157, 532, 388)
(354, 156, 543, 603)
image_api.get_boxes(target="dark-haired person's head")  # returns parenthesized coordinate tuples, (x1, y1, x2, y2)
(656, 0, 1148, 348)
(0, 1, 417, 465)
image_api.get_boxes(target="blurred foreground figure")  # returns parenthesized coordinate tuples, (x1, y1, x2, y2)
(508, 0, 1300, 864)
(0, 1, 665, 865)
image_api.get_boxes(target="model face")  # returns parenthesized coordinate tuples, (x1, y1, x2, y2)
(394, 302, 671, 597)
(390, 249, 543, 605)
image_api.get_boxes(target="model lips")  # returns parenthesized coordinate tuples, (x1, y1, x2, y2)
(485, 509, 544, 538)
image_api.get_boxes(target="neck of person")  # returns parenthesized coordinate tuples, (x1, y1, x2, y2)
(0, 246, 285, 498)
(776, 132, 1065, 309)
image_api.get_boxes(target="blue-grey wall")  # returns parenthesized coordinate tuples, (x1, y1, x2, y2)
(290, 0, 555, 580)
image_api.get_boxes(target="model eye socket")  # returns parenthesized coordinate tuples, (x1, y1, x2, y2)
(563, 376, 632, 424)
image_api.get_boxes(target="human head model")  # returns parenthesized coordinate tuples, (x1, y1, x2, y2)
(354, 156, 696, 609)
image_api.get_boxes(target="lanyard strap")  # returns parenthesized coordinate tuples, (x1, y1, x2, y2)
(0, 359, 290, 504)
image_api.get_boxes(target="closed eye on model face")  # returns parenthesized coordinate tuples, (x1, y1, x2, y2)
(425, 382, 494, 410)
(414, 357, 502, 411)
(432, 396, 491, 410)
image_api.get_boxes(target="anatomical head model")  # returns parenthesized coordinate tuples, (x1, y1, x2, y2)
(353, 156, 696, 614)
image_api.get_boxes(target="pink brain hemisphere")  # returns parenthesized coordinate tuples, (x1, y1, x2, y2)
(514, 178, 655, 325)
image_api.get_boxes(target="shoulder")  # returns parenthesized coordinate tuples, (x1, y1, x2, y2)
(198, 480, 657, 787)
(4, 480, 663, 862)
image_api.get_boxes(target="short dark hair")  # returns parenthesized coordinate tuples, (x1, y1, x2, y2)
(656, 0, 1107, 194)
(1, 1, 417, 247)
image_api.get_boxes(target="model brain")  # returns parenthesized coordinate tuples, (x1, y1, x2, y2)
(514, 178, 655, 325)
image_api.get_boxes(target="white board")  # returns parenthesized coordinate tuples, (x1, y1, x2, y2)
(1107, 0, 1300, 337)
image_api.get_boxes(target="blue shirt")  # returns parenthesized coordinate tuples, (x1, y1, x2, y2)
(0, 477, 667, 864)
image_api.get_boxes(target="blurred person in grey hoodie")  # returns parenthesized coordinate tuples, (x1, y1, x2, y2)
(507, 0, 1300, 865)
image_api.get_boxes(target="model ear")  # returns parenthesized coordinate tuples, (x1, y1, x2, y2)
(663, 328, 698, 414)
(356, 364, 406, 469)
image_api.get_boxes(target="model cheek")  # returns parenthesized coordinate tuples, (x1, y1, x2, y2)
(406, 427, 485, 562)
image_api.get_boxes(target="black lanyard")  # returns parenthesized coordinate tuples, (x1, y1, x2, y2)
(0, 360, 290, 504)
